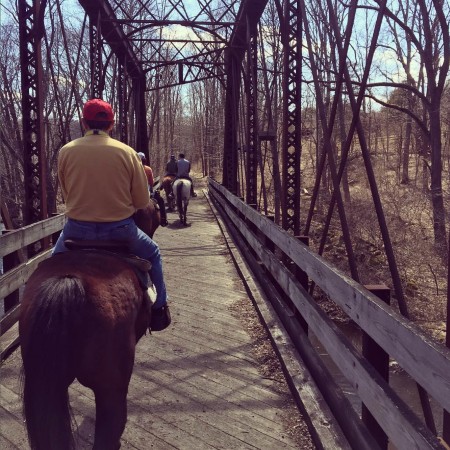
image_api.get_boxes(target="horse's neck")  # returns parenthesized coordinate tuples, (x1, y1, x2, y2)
(134, 202, 158, 238)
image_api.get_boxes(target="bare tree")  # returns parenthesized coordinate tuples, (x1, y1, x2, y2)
(365, 0, 450, 250)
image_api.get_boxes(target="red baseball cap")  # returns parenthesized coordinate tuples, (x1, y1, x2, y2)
(82, 99, 114, 121)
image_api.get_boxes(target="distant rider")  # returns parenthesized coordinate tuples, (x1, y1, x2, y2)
(165, 154, 178, 176)
(176, 153, 197, 197)
(138, 152, 168, 227)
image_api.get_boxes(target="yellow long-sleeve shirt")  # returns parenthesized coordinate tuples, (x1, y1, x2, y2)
(58, 130, 150, 222)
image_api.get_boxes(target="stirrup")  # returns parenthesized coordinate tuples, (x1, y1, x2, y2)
(150, 305, 171, 332)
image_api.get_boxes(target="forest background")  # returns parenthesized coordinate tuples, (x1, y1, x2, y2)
(0, 0, 450, 342)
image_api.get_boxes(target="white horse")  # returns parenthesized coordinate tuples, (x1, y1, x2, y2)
(172, 178, 191, 225)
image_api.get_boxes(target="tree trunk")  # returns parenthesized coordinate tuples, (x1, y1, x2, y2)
(401, 115, 412, 184)
(429, 99, 447, 251)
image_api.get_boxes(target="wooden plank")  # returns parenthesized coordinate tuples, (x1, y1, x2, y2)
(0, 408, 28, 449)
(1, 204, 26, 264)
(0, 195, 309, 449)
(0, 370, 29, 449)
(0, 325, 20, 362)
(0, 215, 65, 258)
(0, 305, 20, 337)
(209, 191, 385, 450)
(209, 179, 450, 414)
(0, 249, 51, 299)
(205, 192, 352, 450)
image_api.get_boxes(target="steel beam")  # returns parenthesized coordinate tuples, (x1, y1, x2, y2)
(133, 77, 149, 156)
(118, 63, 129, 144)
(281, 0, 302, 234)
(223, 0, 269, 195)
(78, 0, 145, 79)
(89, 12, 103, 98)
(245, 19, 258, 205)
(18, 0, 48, 226)
(79, 0, 148, 151)
(222, 48, 240, 194)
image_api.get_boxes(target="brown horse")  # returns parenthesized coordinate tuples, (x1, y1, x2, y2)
(134, 197, 160, 238)
(161, 175, 176, 210)
(19, 200, 160, 450)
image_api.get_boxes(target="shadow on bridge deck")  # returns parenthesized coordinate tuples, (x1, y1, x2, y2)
(0, 192, 314, 449)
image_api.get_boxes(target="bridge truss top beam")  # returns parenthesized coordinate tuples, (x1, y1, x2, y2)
(78, 0, 245, 90)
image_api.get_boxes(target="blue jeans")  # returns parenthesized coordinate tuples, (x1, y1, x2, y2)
(52, 217, 167, 308)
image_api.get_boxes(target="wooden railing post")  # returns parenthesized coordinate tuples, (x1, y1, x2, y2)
(51, 212, 62, 247)
(295, 236, 309, 291)
(293, 236, 309, 332)
(1, 202, 26, 315)
(362, 284, 390, 450)
(263, 215, 275, 253)
(247, 204, 259, 262)
(2, 229, 20, 314)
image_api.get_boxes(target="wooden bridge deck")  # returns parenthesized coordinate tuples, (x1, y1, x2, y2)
(0, 190, 314, 449)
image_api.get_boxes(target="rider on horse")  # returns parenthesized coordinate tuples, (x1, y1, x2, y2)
(53, 99, 171, 332)
(138, 152, 168, 227)
(165, 153, 178, 177)
(176, 153, 197, 197)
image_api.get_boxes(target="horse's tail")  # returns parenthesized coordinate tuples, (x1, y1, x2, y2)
(21, 275, 86, 450)
(177, 180, 183, 212)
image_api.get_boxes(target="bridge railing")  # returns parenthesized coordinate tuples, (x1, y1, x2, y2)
(208, 177, 450, 450)
(0, 214, 66, 360)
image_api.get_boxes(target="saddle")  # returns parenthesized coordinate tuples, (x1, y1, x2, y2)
(64, 239, 151, 290)
(150, 191, 168, 227)
(149, 194, 160, 210)
(63, 239, 161, 331)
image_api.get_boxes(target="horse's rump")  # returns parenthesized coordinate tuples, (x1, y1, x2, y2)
(162, 175, 175, 196)
(162, 174, 176, 185)
(172, 178, 191, 200)
(22, 251, 147, 338)
(162, 175, 176, 210)
(20, 251, 148, 449)
(172, 179, 191, 225)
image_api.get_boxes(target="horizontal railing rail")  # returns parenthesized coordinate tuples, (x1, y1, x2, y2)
(0, 214, 66, 360)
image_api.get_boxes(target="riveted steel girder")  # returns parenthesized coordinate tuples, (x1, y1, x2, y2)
(222, 48, 240, 193)
(18, 0, 48, 226)
(245, 24, 258, 205)
(78, 0, 145, 79)
(117, 64, 129, 143)
(281, 0, 302, 234)
(223, 0, 268, 194)
(89, 13, 103, 98)
(79, 0, 148, 149)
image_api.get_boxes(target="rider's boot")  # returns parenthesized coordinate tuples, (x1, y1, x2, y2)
(143, 285, 171, 332)
(150, 304, 171, 331)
